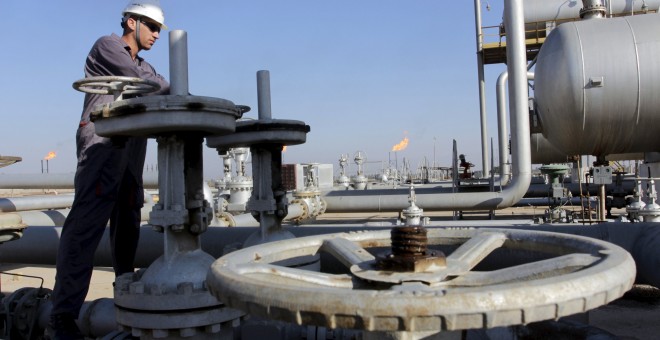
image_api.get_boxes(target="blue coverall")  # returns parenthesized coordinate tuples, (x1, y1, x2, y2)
(51, 33, 169, 318)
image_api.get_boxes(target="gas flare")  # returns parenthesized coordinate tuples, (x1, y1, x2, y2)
(44, 151, 56, 160)
(391, 137, 409, 152)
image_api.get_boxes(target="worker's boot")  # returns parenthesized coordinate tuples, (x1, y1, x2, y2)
(48, 313, 84, 340)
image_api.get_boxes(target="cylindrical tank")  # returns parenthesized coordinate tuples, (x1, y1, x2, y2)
(535, 14, 660, 157)
(530, 133, 568, 164)
(520, 0, 660, 23)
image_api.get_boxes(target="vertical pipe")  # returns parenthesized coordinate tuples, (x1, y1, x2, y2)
(505, 0, 531, 190)
(257, 70, 272, 120)
(496, 72, 510, 186)
(599, 184, 607, 220)
(169, 30, 189, 96)
(496, 71, 534, 187)
(474, 0, 490, 178)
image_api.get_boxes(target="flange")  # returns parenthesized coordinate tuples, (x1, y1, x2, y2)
(206, 119, 310, 150)
(206, 227, 635, 332)
(90, 95, 242, 137)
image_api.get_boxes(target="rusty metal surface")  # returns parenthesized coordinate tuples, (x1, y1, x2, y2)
(376, 226, 447, 273)
(207, 228, 636, 332)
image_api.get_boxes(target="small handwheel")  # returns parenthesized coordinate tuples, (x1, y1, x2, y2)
(72, 76, 160, 96)
(207, 228, 635, 332)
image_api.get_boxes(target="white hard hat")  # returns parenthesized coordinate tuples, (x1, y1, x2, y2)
(122, 0, 167, 30)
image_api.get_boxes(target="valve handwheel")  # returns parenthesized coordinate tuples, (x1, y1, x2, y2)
(207, 227, 635, 332)
(72, 76, 161, 96)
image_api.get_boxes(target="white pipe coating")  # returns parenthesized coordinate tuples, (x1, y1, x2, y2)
(0, 172, 159, 189)
(218, 203, 305, 227)
(496, 71, 534, 186)
(475, 0, 490, 177)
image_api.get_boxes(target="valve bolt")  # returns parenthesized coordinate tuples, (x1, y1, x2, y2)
(377, 225, 446, 272)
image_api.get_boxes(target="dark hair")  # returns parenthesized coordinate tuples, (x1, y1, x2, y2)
(120, 15, 137, 29)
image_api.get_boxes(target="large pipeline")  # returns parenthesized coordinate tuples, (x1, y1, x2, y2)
(0, 194, 74, 213)
(0, 172, 159, 190)
(320, 178, 636, 212)
(218, 203, 305, 227)
(1, 222, 658, 288)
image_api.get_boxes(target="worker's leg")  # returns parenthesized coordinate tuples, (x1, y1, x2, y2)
(110, 172, 142, 276)
(52, 124, 124, 317)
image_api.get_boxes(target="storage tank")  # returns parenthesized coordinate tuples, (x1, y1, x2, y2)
(520, 0, 660, 23)
(531, 133, 568, 164)
(535, 13, 660, 157)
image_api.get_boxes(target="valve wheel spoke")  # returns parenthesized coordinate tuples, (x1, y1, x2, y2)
(73, 76, 161, 96)
(207, 228, 636, 332)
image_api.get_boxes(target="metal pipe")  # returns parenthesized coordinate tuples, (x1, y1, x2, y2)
(525, 180, 636, 198)
(0, 172, 159, 189)
(14, 203, 153, 227)
(219, 202, 305, 227)
(0, 194, 74, 212)
(257, 70, 272, 120)
(35, 298, 118, 339)
(496, 71, 534, 186)
(169, 30, 189, 96)
(4, 222, 660, 288)
(599, 184, 607, 220)
(321, 0, 530, 212)
(474, 0, 489, 177)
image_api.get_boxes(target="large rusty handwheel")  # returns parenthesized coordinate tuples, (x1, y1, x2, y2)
(206, 228, 635, 332)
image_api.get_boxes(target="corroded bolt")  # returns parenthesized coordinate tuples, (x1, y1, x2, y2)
(391, 225, 428, 256)
(377, 225, 446, 272)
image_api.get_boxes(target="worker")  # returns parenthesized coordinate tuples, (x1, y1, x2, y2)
(49, 1, 170, 338)
(459, 154, 474, 179)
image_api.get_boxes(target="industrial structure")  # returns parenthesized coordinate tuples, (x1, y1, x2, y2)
(0, 0, 659, 339)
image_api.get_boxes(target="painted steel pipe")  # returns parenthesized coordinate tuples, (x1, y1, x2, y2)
(2, 222, 659, 288)
(218, 202, 305, 227)
(525, 181, 636, 198)
(0, 194, 74, 212)
(35, 298, 118, 339)
(496, 71, 535, 184)
(0, 172, 159, 189)
(14, 204, 153, 227)
(475, 0, 490, 177)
